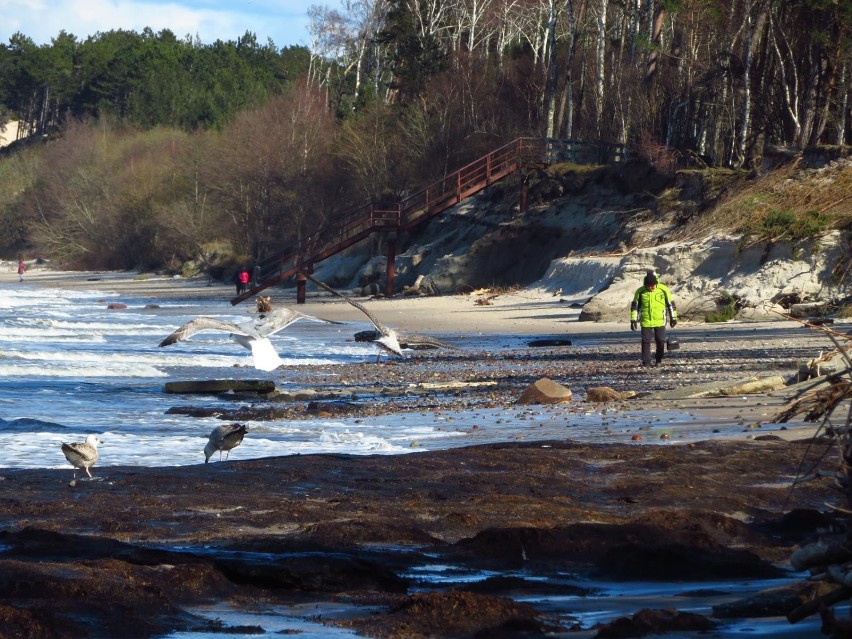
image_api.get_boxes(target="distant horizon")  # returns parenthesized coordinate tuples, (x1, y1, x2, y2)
(1, 0, 345, 50)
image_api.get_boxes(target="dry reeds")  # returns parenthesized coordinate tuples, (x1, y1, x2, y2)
(677, 159, 852, 242)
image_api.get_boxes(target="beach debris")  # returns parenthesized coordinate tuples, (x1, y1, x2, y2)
(401, 275, 440, 296)
(515, 378, 572, 405)
(527, 338, 572, 347)
(61, 435, 101, 479)
(158, 306, 336, 371)
(718, 376, 787, 396)
(773, 331, 852, 632)
(204, 423, 247, 463)
(774, 380, 852, 423)
(585, 386, 635, 402)
(164, 380, 276, 395)
(799, 344, 852, 380)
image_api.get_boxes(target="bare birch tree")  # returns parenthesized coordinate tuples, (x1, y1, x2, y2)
(594, 0, 608, 136)
(543, 0, 559, 137)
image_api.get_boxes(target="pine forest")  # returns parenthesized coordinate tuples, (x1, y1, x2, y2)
(0, 0, 849, 271)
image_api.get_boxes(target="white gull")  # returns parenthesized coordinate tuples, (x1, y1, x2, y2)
(303, 273, 403, 362)
(158, 305, 336, 371)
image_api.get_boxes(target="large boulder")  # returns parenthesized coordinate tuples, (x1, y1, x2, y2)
(515, 378, 573, 405)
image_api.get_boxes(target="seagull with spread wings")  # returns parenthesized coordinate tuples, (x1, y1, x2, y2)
(159, 305, 337, 371)
(302, 273, 404, 362)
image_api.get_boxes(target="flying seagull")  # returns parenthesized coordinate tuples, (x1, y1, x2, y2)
(159, 305, 337, 371)
(302, 273, 405, 362)
(61, 434, 101, 479)
(204, 423, 247, 463)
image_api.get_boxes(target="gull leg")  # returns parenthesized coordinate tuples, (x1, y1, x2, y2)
(85, 468, 92, 478)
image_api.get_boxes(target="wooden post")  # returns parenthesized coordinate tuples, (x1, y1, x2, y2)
(385, 235, 397, 297)
(296, 272, 306, 304)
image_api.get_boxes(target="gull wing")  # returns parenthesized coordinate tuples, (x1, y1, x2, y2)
(208, 423, 247, 449)
(61, 441, 98, 465)
(303, 273, 390, 336)
(253, 306, 340, 338)
(158, 317, 251, 347)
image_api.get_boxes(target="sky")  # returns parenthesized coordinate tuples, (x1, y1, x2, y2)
(1, 0, 345, 49)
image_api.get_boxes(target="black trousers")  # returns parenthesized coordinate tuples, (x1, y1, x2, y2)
(641, 326, 666, 365)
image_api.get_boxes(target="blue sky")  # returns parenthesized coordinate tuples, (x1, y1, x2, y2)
(1, 0, 344, 48)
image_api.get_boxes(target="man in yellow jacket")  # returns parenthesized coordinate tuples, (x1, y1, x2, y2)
(630, 271, 677, 367)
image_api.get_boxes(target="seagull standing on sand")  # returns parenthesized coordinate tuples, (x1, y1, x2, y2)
(61, 435, 101, 479)
(302, 273, 403, 362)
(205, 423, 247, 463)
(158, 305, 336, 371)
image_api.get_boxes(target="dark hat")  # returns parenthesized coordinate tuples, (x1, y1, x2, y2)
(643, 273, 656, 287)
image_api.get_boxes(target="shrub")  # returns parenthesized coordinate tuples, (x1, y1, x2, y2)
(751, 209, 830, 243)
(705, 291, 739, 322)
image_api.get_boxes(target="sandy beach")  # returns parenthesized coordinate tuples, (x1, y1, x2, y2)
(0, 265, 845, 638)
(6, 266, 609, 335)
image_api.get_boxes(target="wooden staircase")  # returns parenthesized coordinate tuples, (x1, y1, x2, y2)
(231, 136, 624, 305)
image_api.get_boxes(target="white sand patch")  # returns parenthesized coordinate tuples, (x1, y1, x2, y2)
(0, 120, 18, 147)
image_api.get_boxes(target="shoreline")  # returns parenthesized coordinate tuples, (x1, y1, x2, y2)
(2, 266, 832, 443)
(4, 266, 595, 334)
(2, 265, 802, 337)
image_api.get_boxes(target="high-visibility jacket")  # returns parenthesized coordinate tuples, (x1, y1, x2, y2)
(631, 282, 677, 328)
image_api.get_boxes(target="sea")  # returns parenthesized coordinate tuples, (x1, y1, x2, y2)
(0, 278, 804, 471)
(0, 279, 835, 638)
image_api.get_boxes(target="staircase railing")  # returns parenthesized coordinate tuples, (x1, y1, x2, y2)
(232, 137, 624, 304)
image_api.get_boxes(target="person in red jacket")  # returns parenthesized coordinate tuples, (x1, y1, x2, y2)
(238, 268, 250, 294)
